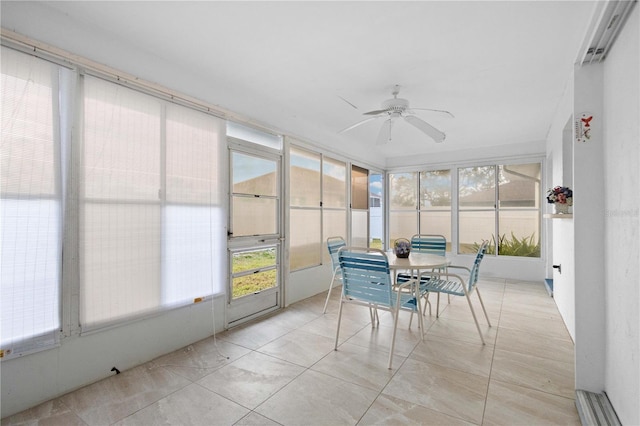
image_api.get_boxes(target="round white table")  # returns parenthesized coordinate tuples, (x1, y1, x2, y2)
(385, 251, 450, 271)
(386, 251, 451, 321)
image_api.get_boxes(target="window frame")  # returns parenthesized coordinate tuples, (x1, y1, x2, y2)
(457, 160, 542, 257)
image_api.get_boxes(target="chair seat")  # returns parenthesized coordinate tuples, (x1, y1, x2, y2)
(396, 272, 431, 285)
(421, 278, 465, 296)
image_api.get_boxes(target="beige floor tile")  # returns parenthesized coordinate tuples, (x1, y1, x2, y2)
(289, 292, 330, 313)
(113, 383, 249, 425)
(234, 411, 281, 425)
(498, 311, 572, 341)
(359, 394, 476, 426)
(476, 277, 507, 288)
(59, 363, 191, 425)
(495, 327, 574, 364)
(345, 321, 422, 358)
(0, 399, 86, 426)
(434, 293, 500, 325)
(483, 380, 581, 425)
(500, 300, 563, 323)
(491, 348, 575, 399)
(152, 337, 252, 381)
(218, 318, 293, 350)
(255, 369, 378, 426)
(337, 302, 385, 323)
(256, 329, 335, 368)
(410, 334, 495, 377)
(258, 305, 321, 330)
(427, 316, 497, 346)
(311, 342, 405, 390)
(197, 351, 305, 409)
(382, 358, 489, 424)
(504, 280, 549, 293)
(297, 311, 369, 344)
(376, 307, 435, 331)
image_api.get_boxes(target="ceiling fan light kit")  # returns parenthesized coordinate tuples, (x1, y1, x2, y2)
(339, 85, 451, 145)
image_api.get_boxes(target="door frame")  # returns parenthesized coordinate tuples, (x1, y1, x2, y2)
(226, 139, 284, 327)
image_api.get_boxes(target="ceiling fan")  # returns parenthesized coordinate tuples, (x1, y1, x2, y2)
(339, 85, 453, 145)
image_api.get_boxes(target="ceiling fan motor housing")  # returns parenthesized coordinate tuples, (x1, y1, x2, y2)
(382, 97, 409, 113)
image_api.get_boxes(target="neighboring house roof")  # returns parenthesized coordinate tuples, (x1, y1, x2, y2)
(460, 180, 538, 207)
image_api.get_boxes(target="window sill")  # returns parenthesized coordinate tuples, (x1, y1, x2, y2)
(543, 213, 573, 219)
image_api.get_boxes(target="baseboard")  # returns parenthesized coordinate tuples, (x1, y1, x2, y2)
(575, 390, 621, 426)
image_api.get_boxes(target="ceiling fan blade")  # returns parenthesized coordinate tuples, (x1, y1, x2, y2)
(404, 115, 446, 143)
(409, 108, 455, 118)
(337, 95, 358, 110)
(338, 116, 381, 133)
(363, 109, 389, 116)
(376, 119, 393, 145)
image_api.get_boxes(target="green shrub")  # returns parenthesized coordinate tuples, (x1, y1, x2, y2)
(473, 232, 540, 257)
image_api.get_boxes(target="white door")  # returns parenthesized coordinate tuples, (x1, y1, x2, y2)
(227, 148, 282, 326)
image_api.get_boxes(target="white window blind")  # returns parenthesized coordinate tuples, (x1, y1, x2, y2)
(81, 76, 225, 330)
(1, 47, 62, 357)
(162, 104, 224, 307)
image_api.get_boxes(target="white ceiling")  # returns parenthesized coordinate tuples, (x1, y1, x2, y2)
(1, 1, 596, 166)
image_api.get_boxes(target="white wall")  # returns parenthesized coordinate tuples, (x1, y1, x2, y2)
(0, 297, 226, 417)
(546, 5, 639, 424)
(545, 90, 576, 339)
(573, 62, 607, 393)
(602, 5, 639, 424)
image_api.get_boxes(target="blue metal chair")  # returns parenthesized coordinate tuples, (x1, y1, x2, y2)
(396, 234, 448, 314)
(410, 234, 447, 255)
(420, 240, 492, 344)
(334, 247, 423, 369)
(322, 236, 346, 314)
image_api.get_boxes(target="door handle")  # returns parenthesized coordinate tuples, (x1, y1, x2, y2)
(553, 264, 562, 274)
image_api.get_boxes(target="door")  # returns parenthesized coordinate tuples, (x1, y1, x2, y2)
(227, 149, 282, 326)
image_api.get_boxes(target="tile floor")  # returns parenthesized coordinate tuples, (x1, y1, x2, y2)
(2, 278, 580, 425)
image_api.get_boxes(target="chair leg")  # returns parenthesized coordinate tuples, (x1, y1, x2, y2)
(415, 290, 425, 340)
(464, 293, 486, 345)
(322, 268, 339, 314)
(422, 293, 432, 316)
(436, 292, 441, 318)
(475, 288, 492, 327)
(368, 305, 380, 327)
(334, 299, 345, 350)
(388, 296, 404, 369)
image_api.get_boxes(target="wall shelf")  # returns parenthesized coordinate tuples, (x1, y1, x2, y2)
(544, 213, 573, 219)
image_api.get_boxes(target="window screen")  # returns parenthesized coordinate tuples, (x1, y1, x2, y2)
(1, 47, 62, 357)
(80, 76, 225, 330)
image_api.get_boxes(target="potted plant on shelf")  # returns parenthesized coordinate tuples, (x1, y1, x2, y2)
(547, 186, 573, 214)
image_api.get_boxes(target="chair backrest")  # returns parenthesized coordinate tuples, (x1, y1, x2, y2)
(468, 240, 489, 291)
(338, 247, 393, 306)
(327, 236, 347, 271)
(410, 234, 446, 255)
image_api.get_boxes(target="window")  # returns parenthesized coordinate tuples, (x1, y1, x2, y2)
(1, 47, 64, 357)
(289, 146, 321, 270)
(80, 76, 225, 330)
(388, 172, 418, 247)
(420, 170, 452, 247)
(350, 165, 368, 247)
(458, 166, 496, 254)
(369, 172, 384, 249)
(458, 163, 541, 256)
(322, 156, 347, 261)
(389, 170, 452, 250)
